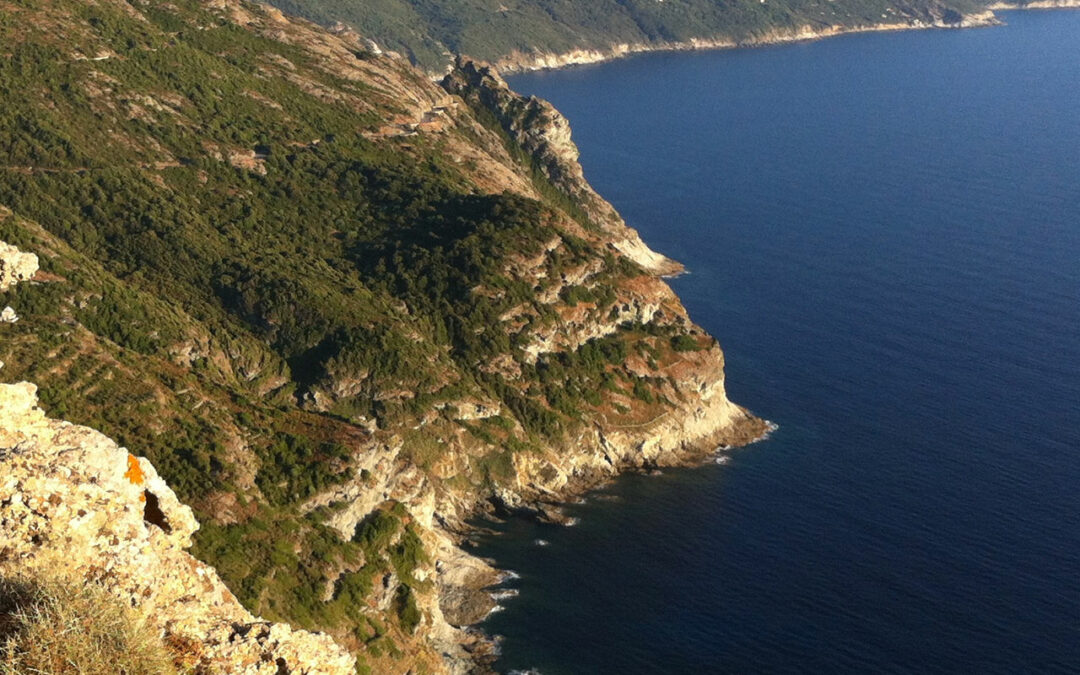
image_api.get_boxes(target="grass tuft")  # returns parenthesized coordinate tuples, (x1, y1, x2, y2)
(0, 576, 178, 675)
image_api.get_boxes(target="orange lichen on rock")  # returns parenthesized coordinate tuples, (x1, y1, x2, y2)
(124, 454, 145, 486)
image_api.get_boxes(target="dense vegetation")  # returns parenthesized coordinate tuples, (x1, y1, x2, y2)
(268, 0, 989, 69)
(0, 0, 710, 668)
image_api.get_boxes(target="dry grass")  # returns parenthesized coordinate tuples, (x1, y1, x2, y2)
(0, 576, 178, 675)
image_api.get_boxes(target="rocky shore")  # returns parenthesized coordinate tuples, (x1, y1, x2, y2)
(0, 226, 765, 673)
(492, 12, 1001, 74)
(0, 2, 769, 669)
(989, 0, 1080, 8)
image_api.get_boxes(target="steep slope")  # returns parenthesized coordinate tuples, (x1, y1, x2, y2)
(0, 380, 354, 675)
(266, 0, 997, 71)
(0, 1, 763, 671)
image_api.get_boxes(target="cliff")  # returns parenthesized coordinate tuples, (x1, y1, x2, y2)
(442, 58, 684, 276)
(0, 243, 351, 672)
(0, 0, 763, 671)
(265, 0, 1007, 72)
(0, 381, 355, 674)
(490, 11, 1000, 73)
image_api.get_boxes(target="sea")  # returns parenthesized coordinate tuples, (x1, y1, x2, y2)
(472, 10, 1080, 674)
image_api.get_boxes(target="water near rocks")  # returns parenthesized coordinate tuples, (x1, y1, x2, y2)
(474, 11, 1080, 674)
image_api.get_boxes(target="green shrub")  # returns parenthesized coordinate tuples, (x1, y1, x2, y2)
(632, 378, 655, 404)
(670, 334, 702, 352)
(393, 585, 422, 635)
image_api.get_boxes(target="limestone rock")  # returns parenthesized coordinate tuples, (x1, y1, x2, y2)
(0, 382, 355, 675)
(0, 241, 38, 291)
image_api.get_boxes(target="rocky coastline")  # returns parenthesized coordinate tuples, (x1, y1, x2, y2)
(0, 225, 767, 673)
(492, 12, 1002, 74)
(988, 0, 1080, 8)
(3, 2, 1073, 670)
(0, 3, 770, 670)
(429, 367, 772, 673)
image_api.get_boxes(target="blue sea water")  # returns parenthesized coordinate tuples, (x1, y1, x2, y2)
(474, 11, 1080, 674)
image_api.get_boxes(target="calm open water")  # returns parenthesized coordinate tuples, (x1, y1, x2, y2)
(474, 10, 1080, 674)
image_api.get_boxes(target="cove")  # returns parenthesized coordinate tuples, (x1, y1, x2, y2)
(473, 10, 1080, 674)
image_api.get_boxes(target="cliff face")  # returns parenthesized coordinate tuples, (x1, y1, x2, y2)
(264, 0, 1005, 71)
(0, 382, 356, 675)
(442, 58, 684, 276)
(438, 56, 766, 490)
(0, 0, 763, 671)
(0, 243, 352, 673)
(490, 11, 1000, 73)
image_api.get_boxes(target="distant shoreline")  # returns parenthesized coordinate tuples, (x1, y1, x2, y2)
(490, 4, 1078, 75)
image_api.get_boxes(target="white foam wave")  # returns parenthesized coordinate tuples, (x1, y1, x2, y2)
(492, 588, 520, 601)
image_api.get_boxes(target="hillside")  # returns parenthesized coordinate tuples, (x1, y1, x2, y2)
(0, 1, 762, 672)
(266, 0, 996, 70)
(0, 373, 355, 674)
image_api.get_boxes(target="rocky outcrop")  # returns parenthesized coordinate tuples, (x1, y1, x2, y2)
(0, 381, 355, 675)
(488, 339, 768, 516)
(442, 58, 684, 276)
(0, 241, 36, 348)
(0, 241, 38, 291)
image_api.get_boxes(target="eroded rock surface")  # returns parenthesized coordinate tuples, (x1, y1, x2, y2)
(0, 382, 355, 675)
(0, 241, 37, 291)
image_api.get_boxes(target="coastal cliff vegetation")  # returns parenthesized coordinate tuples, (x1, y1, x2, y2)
(266, 0, 994, 70)
(0, 0, 761, 671)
